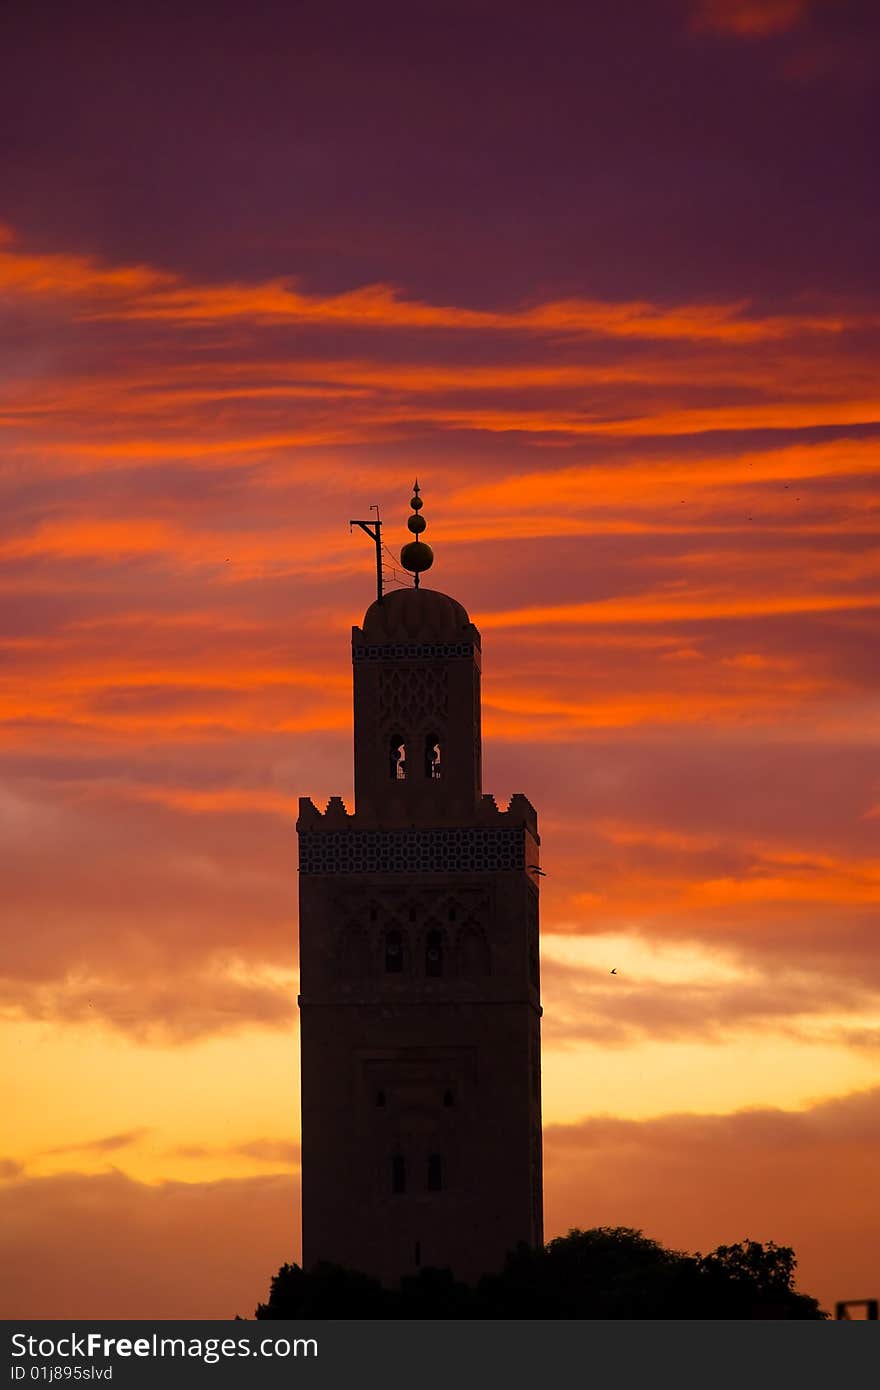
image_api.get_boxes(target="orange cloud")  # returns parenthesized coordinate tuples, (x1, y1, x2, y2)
(0, 224, 171, 298)
(0, 969, 296, 1045)
(451, 437, 880, 516)
(483, 679, 827, 734)
(690, 0, 813, 37)
(567, 822, 880, 911)
(686, 849, 880, 908)
(480, 591, 880, 630)
(113, 784, 297, 819)
(0, 225, 867, 343)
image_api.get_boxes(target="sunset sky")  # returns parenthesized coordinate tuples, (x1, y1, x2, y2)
(2, 0, 879, 1318)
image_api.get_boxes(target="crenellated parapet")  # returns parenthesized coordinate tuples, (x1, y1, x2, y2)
(297, 795, 351, 829)
(478, 792, 539, 840)
(297, 791, 538, 843)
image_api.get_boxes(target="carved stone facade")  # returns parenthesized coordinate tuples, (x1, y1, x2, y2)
(297, 586, 542, 1285)
(379, 662, 448, 731)
(299, 826, 526, 875)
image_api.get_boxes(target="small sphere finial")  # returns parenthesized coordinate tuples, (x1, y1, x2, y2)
(400, 477, 434, 588)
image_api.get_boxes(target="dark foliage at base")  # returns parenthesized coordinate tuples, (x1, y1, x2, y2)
(254, 1227, 827, 1319)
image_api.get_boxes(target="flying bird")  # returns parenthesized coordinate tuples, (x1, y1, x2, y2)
(610, 968, 617, 975)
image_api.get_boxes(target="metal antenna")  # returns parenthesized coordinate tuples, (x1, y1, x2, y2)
(349, 504, 383, 603)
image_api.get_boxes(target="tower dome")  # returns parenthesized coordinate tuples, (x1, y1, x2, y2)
(361, 586, 473, 644)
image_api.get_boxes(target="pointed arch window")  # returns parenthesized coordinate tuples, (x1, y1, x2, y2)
(390, 737, 406, 780)
(425, 734, 442, 779)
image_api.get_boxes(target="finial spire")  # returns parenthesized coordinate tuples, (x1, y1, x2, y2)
(400, 478, 434, 589)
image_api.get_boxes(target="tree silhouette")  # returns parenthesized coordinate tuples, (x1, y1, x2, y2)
(254, 1227, 826, 1319)
(694, 1239, 814, 1318)
(257, 1261, 387, 1319)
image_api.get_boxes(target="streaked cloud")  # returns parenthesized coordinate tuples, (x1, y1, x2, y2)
(1, 226, 864, 342)
(42, 1128, 150, 1157)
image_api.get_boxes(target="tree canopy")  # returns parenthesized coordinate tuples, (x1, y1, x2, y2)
(254, 1227, 826, 1319)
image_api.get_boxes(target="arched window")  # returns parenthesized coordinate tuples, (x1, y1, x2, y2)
(375, 1090, 386, 1107)
(425, 929, 443, 978)
(389, 737, 406, 780)
(385, 929, 403, 973)
(391, 1154, 406, 1195)
(443, 1089, 454, 1108)
(424, 734, 442, 779)
(427, 1153, 443, 1192)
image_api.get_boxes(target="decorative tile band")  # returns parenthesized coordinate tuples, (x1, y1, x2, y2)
(299, 826, 525, 875)
(352, 642, 475, 662)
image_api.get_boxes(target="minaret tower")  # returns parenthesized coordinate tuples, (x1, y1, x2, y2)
(297, 485, 543, 1284)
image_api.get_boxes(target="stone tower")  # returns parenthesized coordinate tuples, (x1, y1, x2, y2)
(297, 493, 542, 1284)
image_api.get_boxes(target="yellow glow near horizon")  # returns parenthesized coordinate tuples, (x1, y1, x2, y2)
(540, 1031, 879, 1124)
(538, 930, 879, 1121)
(541, 929, 751, 985)
(1, 1018, 299, 1184)
(5, 982, 878, 1185)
